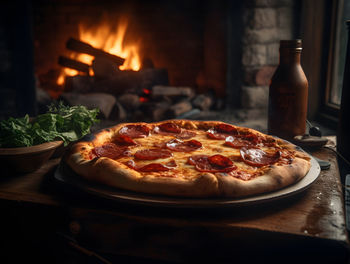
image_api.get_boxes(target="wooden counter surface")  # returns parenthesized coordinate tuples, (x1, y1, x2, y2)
(0, 145, 349, 263)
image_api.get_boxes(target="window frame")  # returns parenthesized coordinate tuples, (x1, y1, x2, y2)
(324, 0, 343, 113)
(300, 0, 341, 129)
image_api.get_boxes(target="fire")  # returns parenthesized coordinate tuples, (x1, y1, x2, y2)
(57, 17, 141, 86)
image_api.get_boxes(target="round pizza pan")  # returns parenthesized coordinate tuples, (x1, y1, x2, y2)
(54, 155, 320, 209)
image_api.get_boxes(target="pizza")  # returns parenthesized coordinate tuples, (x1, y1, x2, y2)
(65, 119, 311, 198)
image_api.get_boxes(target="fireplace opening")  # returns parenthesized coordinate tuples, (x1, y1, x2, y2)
(1, 0, 298, 132)
(31, 0, 234, 123)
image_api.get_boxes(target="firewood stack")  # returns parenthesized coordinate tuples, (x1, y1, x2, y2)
(57, 38, 216, 122)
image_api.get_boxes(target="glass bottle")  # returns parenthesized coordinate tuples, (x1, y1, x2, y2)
(268, 39, 309, 140)
(337, 20, 350, 163)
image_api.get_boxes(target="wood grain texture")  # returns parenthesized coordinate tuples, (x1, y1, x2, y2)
(0, 147, 348, 263)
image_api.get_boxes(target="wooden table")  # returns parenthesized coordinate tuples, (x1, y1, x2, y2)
(0, 145, 349, 263)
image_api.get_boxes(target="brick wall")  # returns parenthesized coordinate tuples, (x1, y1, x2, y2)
(240, 0, 297, 112)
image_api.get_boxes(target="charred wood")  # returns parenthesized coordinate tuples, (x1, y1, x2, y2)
(66, 38, 125, 66)
(91, 71, 142, 96)
(58, 56, 90, 74)
(90, 69, 168, 96)
(92, 57, 120, 79)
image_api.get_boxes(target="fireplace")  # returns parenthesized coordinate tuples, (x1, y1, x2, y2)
(29, 0, 235, 122)
(0, 0, 298, 130)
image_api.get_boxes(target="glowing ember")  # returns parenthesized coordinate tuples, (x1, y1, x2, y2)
(139, 97, 149, 103)
(57, 16, 141, 86)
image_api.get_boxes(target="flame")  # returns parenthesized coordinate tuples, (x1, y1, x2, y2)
(57, 17, 141, 86)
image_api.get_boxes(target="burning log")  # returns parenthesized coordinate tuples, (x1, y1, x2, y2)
(92, 57, 120, 79)
(90, 69, 169, 96)
(91, 71, 142, 95)
(66, 38, 125, 66)
(58, 56, 90, 74)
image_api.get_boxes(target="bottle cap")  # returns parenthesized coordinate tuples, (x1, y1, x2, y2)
(280, 39, 302, 50)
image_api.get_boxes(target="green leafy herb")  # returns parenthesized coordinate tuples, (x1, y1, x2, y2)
(0, 102, 99, 148)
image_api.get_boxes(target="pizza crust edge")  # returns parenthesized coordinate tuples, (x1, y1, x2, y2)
(64, 119, 312, 198)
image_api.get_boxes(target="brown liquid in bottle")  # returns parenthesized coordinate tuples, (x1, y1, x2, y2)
(268, 39, 309, 140)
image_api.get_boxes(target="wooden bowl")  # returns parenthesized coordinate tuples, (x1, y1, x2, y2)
(0, 141, 63, 173)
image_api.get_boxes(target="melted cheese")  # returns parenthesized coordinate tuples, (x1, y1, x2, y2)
(89, 126, 289, 181)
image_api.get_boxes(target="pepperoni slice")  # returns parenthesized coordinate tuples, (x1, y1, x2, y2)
(114, 134, 138, 146)
(158, 122, 181, 133)
(153, 123, 196, 139)
(240, 133, 261, 143)
(166, 139, 202, 152)
(225, 133, 263, 148)
(225, 136, 253, 148)
(93, 143, 129, 159)
(124, 160, 175, 172)
(240, 147, 281, 167)
(118, 125, 150, 138)
(208, 154, 234, 168)
(134, 149, 172, 160)
(207, 124, 238, 140)
(187, 154, 236, 172)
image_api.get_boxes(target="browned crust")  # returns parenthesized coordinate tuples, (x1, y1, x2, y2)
(216, 157, 310, 197)
(65, 119, 311, 198)
(66, 151, 220, 197)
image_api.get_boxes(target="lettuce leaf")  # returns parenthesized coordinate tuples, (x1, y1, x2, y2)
(0, 102, 99, 148)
